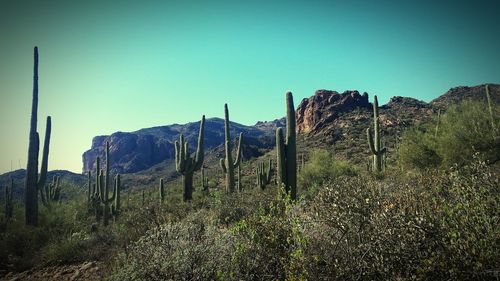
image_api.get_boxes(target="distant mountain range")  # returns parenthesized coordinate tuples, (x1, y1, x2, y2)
(1, 84, 498, 198)
(83, 83, 499, 174)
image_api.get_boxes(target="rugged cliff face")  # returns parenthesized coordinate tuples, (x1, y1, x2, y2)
(296, 90, 370, 134)
(82, 118, 276, 174)
(293, 84, 499, 162)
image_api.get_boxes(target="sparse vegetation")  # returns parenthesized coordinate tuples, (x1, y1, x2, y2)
(1, 56, 498, 280)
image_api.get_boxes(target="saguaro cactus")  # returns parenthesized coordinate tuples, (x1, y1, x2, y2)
(159, 178, 165, 203)
(40, 176, 61, 208)
(256, 159, 272, 189)
(219, 104, 243, 193)
(366, 95, 386, 173)
(276, 91, 297, 200)
(99, 141, 119, 225)
(175, 115, 205, 201)
(111, 174, 121, 218)
(5, 179, 14, 218)
(25, 46, 52, 226)
(237, 165, 242, 192)
(201, 167, 209, 191)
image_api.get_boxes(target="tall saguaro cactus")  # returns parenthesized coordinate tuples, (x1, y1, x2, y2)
(175, 116, 205, 201)
(276, 92, 297, 200)
(25, 46, 52, 226)
(366, 95, 386, 173)
(219, 104, 243, 193)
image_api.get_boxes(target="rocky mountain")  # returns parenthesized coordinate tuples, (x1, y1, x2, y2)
(82, 118, 277, 174)
(81, 84, 499, 176)
(294, 84, 499, 163)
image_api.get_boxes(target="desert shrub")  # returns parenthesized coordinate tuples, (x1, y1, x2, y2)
(109, 218, 230, 281)
(299, 149, 357, 191)
(398, 100, 499, 171)
(436, 101, 499, 166)
(110, 189, 309, 281)
(398, 125, 441, 170)
(428, 157, 500, 279)
(307, 157, 499, 280)
(225, 189, 308, 280)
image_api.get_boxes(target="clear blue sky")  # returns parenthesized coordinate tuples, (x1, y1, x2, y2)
(0, 0, 499, 173)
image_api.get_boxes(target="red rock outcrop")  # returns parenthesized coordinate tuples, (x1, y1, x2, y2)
(296, 90, 370, 133)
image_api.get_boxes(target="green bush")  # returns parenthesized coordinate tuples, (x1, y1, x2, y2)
(398, 100, 499, 171)
(299, 149, 357, 191)
(307, 157, 499, 280)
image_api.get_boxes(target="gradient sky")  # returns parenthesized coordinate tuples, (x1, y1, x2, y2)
(1, 0, 499, 174)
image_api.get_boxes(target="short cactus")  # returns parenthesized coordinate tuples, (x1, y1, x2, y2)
(159, 178, 165, 203)
(276, 92, 297, 200)
(366, 95, 386, 173)
(175, 115, 205, 201)
(219, 104, 243, 193)
(40, 176, 61, 208)
(201, 167, 209, 191)
(256, 159, 272, 189)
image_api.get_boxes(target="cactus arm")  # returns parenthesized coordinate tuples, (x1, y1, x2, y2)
(193, 115, 205, 170)
(37, 116, 51, 191)
(220, 158, 227, 173)
(367, 128, 376, 155)
(233, 133, 243, 167)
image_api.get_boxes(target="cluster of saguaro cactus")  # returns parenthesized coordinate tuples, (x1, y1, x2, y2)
(276, 92, 297, 200)
(4, 179, 13, 218)
(201, 167, 209, 191)
(175, 116, 205, 201)
(159, 178, 165, 204)
(25, 47, 52, 226)
(88, 141, 121, 226)
(256, 159, 272, 189)
(219, 104, 243, 193)
(40, 176, 61, 208)
(366, 95, 386, 173)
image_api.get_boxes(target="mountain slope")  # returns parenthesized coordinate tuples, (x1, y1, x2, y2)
(82, 118, 277, 174)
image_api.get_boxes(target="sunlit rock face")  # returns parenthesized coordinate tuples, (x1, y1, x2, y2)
(296, 90, 370, 134)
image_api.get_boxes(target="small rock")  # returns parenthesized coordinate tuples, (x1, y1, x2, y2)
(70, 269, 80, 281)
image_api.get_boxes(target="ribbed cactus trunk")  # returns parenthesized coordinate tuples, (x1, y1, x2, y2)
(25, 47, 51, 226)
(219, 104, 243, 193)
(366, 95, 386, 173)
(175, 116, 205, 201)
(276, 92, 297, 200)
(159, 178, 165, 204)
(93, 141, 118, 226)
